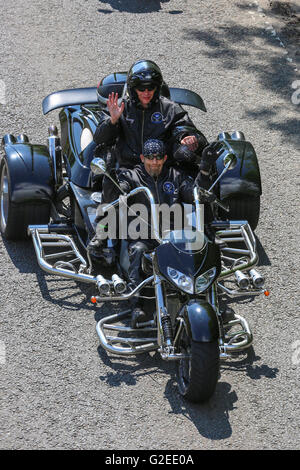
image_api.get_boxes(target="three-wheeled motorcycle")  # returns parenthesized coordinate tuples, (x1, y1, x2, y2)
(0, 72, 266, 402)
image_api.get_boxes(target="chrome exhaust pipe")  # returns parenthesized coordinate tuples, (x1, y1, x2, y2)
(234, 270, 250, 289)
(112, 274, 127, 294)
(249, 269, 265, 288)
(96, 275, 110, 296)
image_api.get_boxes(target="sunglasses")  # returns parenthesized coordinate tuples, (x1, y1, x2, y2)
(136, 84, 156, 92)
(144, 154, 165, 160)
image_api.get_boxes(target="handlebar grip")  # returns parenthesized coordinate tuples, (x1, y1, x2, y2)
(196, 187, 229, 212)
(214, 199, 230, 212)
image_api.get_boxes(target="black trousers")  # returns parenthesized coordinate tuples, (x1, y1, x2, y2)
(127, 239, 158, 307)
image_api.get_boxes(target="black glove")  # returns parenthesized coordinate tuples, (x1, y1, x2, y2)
(194, 170, 210, 190)
(173, 144, 197, 163)
(105, 149, 116, 173)
(94, 145, 116, 174)
(199, 141, 224, 172)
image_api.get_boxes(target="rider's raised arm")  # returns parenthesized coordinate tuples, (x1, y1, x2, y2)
(94, 92, 125, 145)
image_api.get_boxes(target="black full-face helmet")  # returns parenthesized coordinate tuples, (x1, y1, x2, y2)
(127, 60, 163, 103)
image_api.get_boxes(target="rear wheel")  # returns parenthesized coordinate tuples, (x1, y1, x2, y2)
(0, 159, 50, 240)
(221, 196, 260, 231)
(176, 326, 220, 403)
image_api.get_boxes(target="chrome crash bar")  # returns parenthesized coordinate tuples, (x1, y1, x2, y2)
(96, 309, 158, 356)
(28, 225, 97, 284)
(214, 220, 266, 296)
(95, 272, 190, 359)
(217, 221, 258, 279)
(28, 224, 154, 302)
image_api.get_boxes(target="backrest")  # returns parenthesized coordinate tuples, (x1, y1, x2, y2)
(97, 72, 171, 107)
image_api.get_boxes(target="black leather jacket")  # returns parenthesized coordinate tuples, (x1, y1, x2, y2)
(104, 164, 196, 205)
(93, 96, 208, 169)
(100, 163, 207, 240)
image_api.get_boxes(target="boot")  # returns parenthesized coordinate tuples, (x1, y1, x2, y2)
(220, 306, 235, 324)
(87, 236, 105, 258)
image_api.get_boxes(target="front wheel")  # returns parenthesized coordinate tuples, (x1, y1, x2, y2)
(176, 332, 220, 403)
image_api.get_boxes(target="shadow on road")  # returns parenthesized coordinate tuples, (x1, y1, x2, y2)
(1, 238, 36, 274)
(97, 0, 173, 14)
(163, 346, 278, 440)
(181, 2, 299, 148)
(95, 305, 279, 441)
(256, 234, 271, 266)
(1, 237, 98, 312)
(220, 346, 279, 380)
(2, 236, 278, 441)
(165, 379, 237, 440)
(97, 347, 174, 387)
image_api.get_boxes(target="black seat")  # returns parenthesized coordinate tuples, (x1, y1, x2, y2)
(98, 82, 126, 100)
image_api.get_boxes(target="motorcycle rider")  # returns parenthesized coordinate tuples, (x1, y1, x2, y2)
(94, 138, 223, 327)
(93, 59, 208, 175)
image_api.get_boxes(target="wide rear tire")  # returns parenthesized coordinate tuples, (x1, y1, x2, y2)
(0, 159, 50, 240)
(221, 196, 260, 231)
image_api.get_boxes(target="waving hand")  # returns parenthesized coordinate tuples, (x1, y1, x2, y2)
(107, 92, 125, 125)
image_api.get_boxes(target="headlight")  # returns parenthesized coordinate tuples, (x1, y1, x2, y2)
(167, 267, 194, 294)
(195, 268, 217, 293)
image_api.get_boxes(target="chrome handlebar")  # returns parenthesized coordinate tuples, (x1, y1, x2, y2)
(102, 186, 162, 243)
(102, 183, 230, 244)
(101, 151, 237, 241)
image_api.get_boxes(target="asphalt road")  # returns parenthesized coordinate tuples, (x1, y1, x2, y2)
(0, 0, 299, 450)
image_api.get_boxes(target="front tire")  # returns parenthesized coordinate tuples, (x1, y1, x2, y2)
(176, 332, 220, 403)
(0, 159, 50, 240)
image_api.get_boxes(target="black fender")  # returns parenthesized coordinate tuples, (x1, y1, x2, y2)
(216, 136, 262, 200)
(1, 136, 54, 205)
(178, 299, 219, 342)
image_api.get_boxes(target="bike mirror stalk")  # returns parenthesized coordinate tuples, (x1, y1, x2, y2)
(208, 150, 237, 193)
(90, 158, 126, 195)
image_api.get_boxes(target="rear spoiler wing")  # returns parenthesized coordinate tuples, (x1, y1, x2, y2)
(42, 87, 206, 115)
